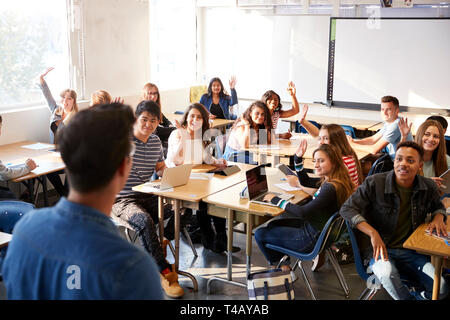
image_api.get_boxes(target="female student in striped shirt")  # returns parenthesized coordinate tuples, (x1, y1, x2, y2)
(261, 81, 300, 140)
(296, 105, 363, 188)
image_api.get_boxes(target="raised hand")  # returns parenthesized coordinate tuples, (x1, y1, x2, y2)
(298, 104, 308, 123)
(229, 76, 237, 89)
(40, 67, 54, 82)
(295, 138, 308, 158)
(398, 117, 412, 139)
(287, 81, 296, 97)
(113, 96, 124, 104)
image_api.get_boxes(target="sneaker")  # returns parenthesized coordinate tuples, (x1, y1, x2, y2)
(160, 265, 184, 299)
(311, 252, 326, 272)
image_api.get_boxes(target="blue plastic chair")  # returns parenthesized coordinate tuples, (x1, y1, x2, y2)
(367, 153, 393, 176)
(345, 221, 380, 300)
(174, 110, 184, 115)
(296, 120, 320, 134)
(340, 125, 356, 139)
(265, 212, 349, 300)
(0, 200, 35, 277)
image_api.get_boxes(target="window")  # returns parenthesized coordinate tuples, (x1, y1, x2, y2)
(0, 0, 70, 111)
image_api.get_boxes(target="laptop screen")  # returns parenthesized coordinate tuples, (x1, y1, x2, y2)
(246, 166, 268, 200)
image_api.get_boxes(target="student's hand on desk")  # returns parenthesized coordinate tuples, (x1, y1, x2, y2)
(26, 159, 37, 171)
(279, 131, 292, 140)
(215, 158, 228, 167)
(295, 139, 307, 157)
(209, 114, 216, 119)
(427, 213, 448, 238)
(286, 175, 300, 188)
(263, 193, 276, 202)
(346, 134, 354, 143)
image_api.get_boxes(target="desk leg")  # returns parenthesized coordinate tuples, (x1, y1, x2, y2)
(246, 213, 253, 278)
(41, 176, 48, 207)
(431, 256, 443, 300)
(290, 122, 296, 133)
(173, 199, 198, 292)
(227, 209, 234, 281)
(206, 208, 247, 294)
(158, 196, 164, 245)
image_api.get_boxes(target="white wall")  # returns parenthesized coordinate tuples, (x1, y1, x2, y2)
(0, 0, 189, 146)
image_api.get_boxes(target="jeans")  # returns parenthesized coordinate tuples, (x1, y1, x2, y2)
(255, 222, 319, 265)
(369, 248, 448, 300)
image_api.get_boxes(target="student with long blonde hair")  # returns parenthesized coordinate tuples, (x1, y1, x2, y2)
(255, 143, 354, 268)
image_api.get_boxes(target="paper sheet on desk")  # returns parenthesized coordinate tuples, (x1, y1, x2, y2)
(190, 172, 214, 180)
(274, 182, 302, 192)
(255, 145, 281, 150)
(21, 143, 54, 150)
(134, 184, 174, 193)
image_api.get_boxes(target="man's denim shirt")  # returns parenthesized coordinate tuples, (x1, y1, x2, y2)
(2, 197, 162, 300)
(340, 170, 446, 254)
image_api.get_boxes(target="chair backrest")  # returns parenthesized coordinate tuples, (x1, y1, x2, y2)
(345, 221, 371, 281)
(296, 120, 320, 134)
(340, 125, 356, 139)
(0, 200, 35, 234)
(367, 153, 393, 176)
(189, 85, 207, 103)
(214, 134, 229, 159)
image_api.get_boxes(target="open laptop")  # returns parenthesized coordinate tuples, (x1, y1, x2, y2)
(146, 164, 194, 190)
(246, 165, 293, 206)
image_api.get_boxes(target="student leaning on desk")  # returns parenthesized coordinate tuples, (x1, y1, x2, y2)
(222, 100, 273, 164)
(0, 115, 37, 200)
(166, 103, 240, 254)
(2, 103, 163, 299)
(255, 143, 354, 271)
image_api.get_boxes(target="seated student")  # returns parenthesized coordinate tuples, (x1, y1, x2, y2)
(399, 119, 450, 188)
(199, 76, 238, 120)
(166, 103, 239, 253)
(340, 141, 448, 300)
(297, 105, 363, 188)
(261, 81, 300, 139)
(2, 103, 163, 299)
(38, 67, 74, 197)
(142, 82, 175, 157)
(255, 143, 354, 269)
(347, 96, 412, 175)
(111, 100, 184, 299)
(222, 100, 273, 164)
(0, 115, 37, 200)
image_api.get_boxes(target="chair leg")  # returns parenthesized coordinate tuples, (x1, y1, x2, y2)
(276, 255, 290, 269)
(326, 248, 350, 298)
(298, 260, 317, 300)
(183, 226, 198, 257)
(359, 287, 378, 300)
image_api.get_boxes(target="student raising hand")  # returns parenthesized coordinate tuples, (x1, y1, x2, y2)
(295, 138, 308, 158)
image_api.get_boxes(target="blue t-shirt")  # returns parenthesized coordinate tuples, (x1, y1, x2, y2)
(380, 118, 412, 159)
(2, 198, 163, 300)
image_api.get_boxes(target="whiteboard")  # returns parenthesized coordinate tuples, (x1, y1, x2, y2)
(201, 9, 330, 104)
(332, 18, 450, 109)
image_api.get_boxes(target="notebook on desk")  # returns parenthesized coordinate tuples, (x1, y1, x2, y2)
(145, 164, 194, 191)
(246, 165, 293, 207)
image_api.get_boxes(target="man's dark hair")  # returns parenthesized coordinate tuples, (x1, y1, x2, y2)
(427, 115, 448, 131)
(135, 100, 161, 120)
(56, 103, 135, 193)
(396, 141, 424, 161)
(381, 95, 399, 108)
